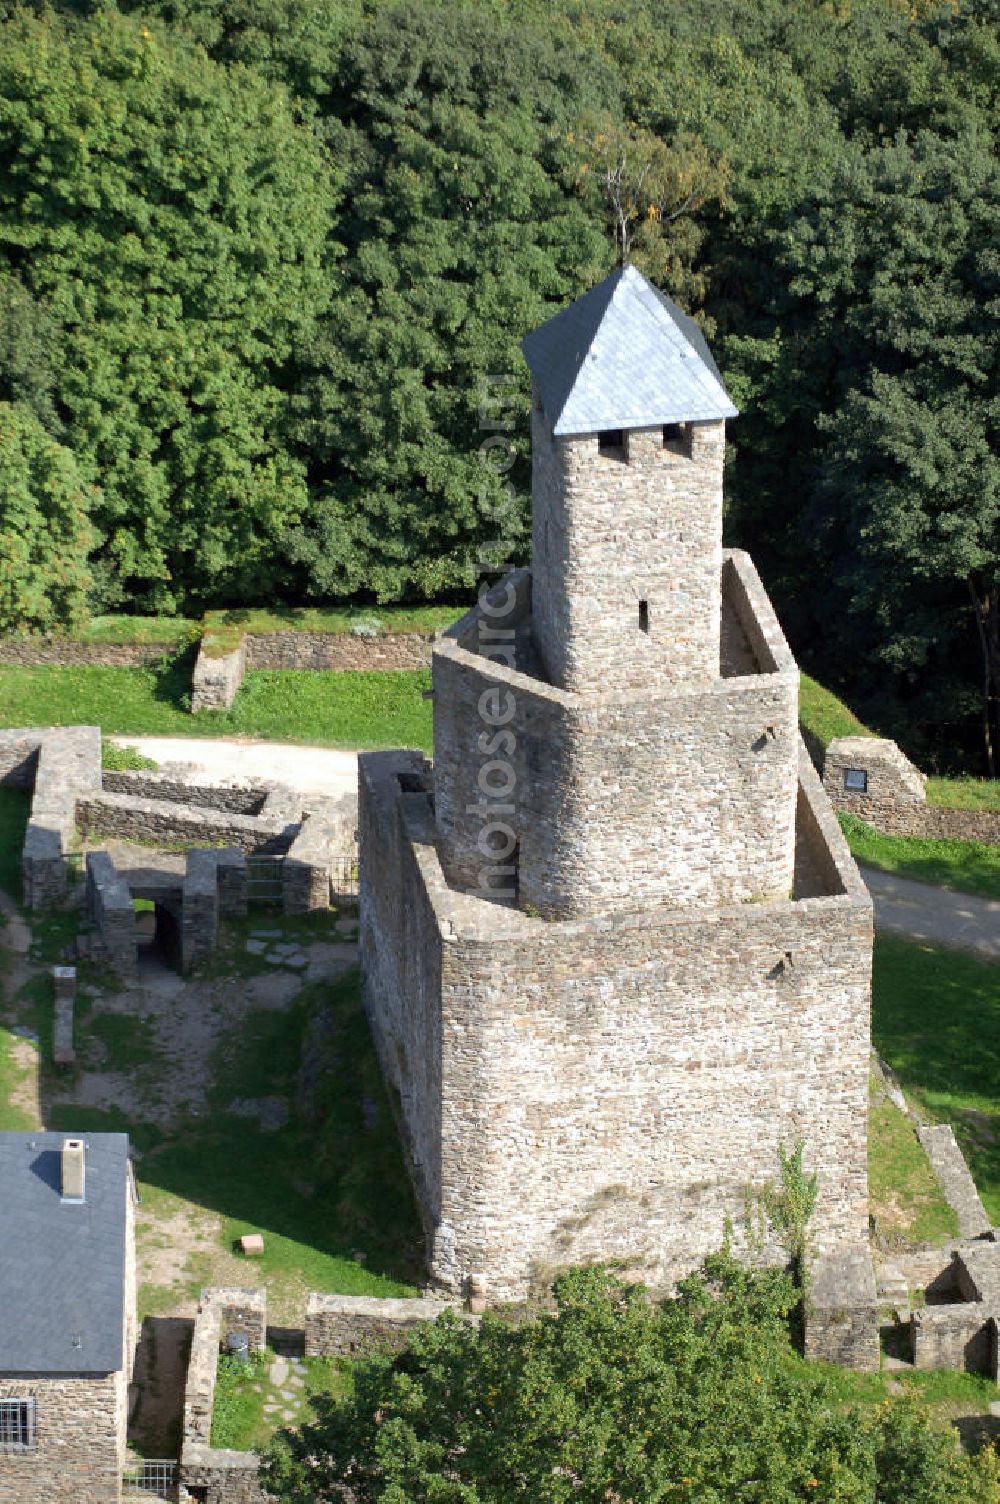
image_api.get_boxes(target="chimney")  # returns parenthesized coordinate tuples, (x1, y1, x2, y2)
(61, 1138, 85, 1201)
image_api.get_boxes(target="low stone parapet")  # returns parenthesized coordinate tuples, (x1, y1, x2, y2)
(304, 1292, 464, 1357)
(0, 637, 174, 667)
(12, 725, 102, 908)
(86, 850, 139, 981)
(917, 1125, 992, 1238)
(804, 1250, 879, 1371)
(180, 1289, 270, 1503)
(52, 965, 76, 1065)
(180, 1443, 272, 1503)
(103, 770, 267, 815)
(246, 630, 432, 673)
(77, 791, 294, 855)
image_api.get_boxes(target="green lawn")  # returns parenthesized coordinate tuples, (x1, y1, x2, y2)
(2, 605, 461, 650)
(872, 935, 1000, 1223)
(925, 776, 1000, 812)
(0, 660, 433, 751)
(841, 813, 1000, 903)
(75, 615, 200, 646)
(55, 965, 423, 1322)
(799, 673, 874, 753)
(211, 1350, 349, 1451)
(868, 1081, 958, 1248)
(203, 602, 460, 638)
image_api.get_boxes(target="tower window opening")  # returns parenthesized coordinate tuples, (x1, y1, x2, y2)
(663, 422, 692, 457)
(639, 600, 650, 635)
(598, 429, 626, 460)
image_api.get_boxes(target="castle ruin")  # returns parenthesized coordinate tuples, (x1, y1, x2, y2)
(359, 266, 874, 1340)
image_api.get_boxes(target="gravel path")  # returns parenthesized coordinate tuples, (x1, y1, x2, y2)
(861, 864, 1000, 961)
(108, 735, 358, 798)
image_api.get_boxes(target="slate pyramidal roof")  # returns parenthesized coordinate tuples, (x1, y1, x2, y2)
(521, 264, 738, 437)
(0, 1132, 129, 1374)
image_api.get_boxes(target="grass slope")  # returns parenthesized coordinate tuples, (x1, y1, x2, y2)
(799, 674, 873, 752)
(873, 935, 1000, 1223)
(841, 814, 1000, 903)
(868, 1081, 958, 1247)
(0, 660, 433, 751)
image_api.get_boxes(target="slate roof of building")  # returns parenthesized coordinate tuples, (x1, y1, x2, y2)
(0, 1132, 128, 1373)
(521, 264, 738, 435)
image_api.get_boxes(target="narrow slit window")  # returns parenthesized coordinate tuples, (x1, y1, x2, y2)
(639, 600, 650, 635)
(598, 429, 626, 458)
(844, 768, 868, 793)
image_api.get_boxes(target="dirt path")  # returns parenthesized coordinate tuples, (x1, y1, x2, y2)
(861, 865, 1000, 961)
(108, 734, 358, 799)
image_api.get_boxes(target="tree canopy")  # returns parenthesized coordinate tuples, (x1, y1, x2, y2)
(262, 1258, 1000, 1503)
(0, 0, 996, 773)
(0, 402, 94, 634)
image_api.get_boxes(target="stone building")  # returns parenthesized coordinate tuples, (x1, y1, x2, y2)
(359, 266, 874, 1346)
(0, 1133, 137, 1504)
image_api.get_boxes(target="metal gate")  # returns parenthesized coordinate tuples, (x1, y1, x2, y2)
(122, 1458, 177, 1500)
(331, 853, 359, 901)
(245, 854, 284, 909)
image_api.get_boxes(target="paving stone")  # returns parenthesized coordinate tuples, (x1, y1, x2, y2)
(285, 952, 308, 968)
(246, 939, 268, 955)
(989, 1401, 1000, 1418)
(270, 1357, 289, 1387)
(251, 930, 283, 939)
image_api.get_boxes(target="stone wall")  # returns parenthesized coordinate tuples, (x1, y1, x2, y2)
(530, 406, 725, 693)
(911, 1304, 994, 1374)
(77, 792, 295, 856)
(823, 737, 925, 818)
(361, 742, 873, 1301)
(102, 771, 267, 815)
(12, 726, 102, 909)
(180, 1289, 271, 1504)
(86, 851, 138, 981)
(304, 1293, 463, 1357)
(0, 639, 172, 668)
(917, 1125, 992, 1238)
(190, 628, 434, 714)
(432, 552, 799, 921)
(821, 736, 1000, 845)
(804, 1250, 880, 1371)
(182, 850, 221, 973)
(0, 1371, 123, 1504)
(246, 631, 432, 672)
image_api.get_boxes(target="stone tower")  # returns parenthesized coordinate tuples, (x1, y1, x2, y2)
(359, 265, 875, 1362)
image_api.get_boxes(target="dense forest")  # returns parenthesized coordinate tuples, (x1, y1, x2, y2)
(0, 0, 996, 772)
